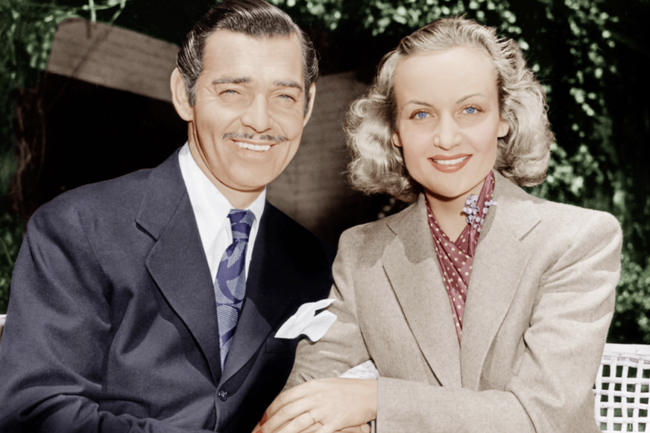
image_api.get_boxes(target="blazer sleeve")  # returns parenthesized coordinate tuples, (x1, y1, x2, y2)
(285, 230, 372, 389)
(0, 204, 213, 433)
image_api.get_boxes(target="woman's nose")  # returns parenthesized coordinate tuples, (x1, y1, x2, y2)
(433, 114, 462, 150)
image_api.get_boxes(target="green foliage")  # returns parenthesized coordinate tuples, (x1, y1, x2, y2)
(0, 0, 129, 150)
(611, 252, 650, 343)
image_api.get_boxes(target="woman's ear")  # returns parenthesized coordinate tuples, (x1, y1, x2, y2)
(391, 131, 403, 148)
(498, 118, 510, 138)
(170, 68, 194, 122)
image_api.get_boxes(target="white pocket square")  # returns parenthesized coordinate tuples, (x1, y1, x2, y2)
(275, 299, 336, 342)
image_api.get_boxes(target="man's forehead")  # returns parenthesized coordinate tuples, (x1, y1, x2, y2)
(201, 29, 304, 85)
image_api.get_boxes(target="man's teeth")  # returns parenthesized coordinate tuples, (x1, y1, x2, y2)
(235, 141, 271, 152)
(433, 156, 469, 165)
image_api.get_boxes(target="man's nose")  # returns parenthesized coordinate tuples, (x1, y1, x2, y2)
(241, 95, 272, 133)
(433, 114, 462, 150)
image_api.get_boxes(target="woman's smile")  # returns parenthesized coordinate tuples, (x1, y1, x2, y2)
(429, 154, 472, 172)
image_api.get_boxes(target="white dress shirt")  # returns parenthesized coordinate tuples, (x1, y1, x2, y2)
(178, 143, 265, 281)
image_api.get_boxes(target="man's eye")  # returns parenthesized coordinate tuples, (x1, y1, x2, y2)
(279, 94, 295, 101)
(222, 89, 238, 95)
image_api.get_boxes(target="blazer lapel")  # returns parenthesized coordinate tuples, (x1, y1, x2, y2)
(383, 195, 462, 388)
(219, 203, 300, 385)
(460, 172, 541, 390)
(137, 151, 221, 382)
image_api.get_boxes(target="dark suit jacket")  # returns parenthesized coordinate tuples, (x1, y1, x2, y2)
(0, 150, 334, 433)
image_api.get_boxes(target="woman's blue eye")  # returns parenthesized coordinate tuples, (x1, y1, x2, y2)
(416, 112, 428, 119)
(464, 107, 477, 114)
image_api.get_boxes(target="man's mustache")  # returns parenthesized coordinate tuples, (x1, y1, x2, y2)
(223, 132, 288, 142)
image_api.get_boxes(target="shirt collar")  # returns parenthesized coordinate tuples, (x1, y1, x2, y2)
(178, 143, 266, 252)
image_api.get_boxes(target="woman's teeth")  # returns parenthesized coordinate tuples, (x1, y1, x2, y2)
(235, 141, 271, 152)
(433, 156, 469, 165)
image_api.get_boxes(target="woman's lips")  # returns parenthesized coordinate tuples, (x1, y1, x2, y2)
(429, 154, 472, 173)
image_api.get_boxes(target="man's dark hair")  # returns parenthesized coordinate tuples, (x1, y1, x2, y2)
(177, 0, 319, 113)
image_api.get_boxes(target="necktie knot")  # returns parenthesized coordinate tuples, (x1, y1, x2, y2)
(228, 209, 254, 242)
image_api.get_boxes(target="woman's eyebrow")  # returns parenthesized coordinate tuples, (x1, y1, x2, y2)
(404, 99, 432, 107)
(456, 93, 488, 103)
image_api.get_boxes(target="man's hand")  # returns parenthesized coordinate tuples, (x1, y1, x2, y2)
(255, 378, 377, 433)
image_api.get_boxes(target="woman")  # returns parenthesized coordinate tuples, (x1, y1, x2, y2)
(258, 17, 621, 433)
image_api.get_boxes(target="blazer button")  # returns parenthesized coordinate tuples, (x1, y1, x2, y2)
(218, 389, 229, 401)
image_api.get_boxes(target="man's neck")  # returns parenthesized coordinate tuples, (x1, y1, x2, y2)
(188, 144, 263, 210)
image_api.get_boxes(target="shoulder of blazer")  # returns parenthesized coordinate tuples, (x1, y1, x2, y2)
(335, 199, 422, 271)
(492, 170, 621, 239)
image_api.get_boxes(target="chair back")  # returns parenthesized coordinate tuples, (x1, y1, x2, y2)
(594, 343, 650, 432)
(0, 314, 5, 346)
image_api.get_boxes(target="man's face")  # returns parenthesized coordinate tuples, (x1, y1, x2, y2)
(172, 30, 314, 208)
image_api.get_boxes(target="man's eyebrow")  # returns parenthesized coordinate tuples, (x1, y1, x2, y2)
(212, 77, 250, 85)
(274, 80, 303, 92)
(456, 93, 488, 103)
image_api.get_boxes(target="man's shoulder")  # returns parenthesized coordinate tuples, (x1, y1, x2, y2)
(34, 167, 154, 224)
(262, 202, 336, 267)
(33, 150, 182, 228)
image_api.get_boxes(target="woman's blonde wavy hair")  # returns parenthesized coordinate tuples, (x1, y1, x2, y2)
(346, 17, 554, 201)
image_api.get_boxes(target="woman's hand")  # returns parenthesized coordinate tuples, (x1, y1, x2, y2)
(256, 378, 377, 433)
(254, 422, 370, 433)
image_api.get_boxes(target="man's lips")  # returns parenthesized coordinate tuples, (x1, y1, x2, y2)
(233, 140, 273, 152)
(429, 154, 472, 172)
(225, 133, 288, 153)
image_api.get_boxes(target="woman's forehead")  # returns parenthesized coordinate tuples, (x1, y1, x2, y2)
(393, 46, 499, 101)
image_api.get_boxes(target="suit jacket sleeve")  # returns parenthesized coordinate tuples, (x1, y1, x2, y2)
(0, 203, 213, 433)
(288, 211, 621, 433)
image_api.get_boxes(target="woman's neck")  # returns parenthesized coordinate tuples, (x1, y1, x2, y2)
(425, 178, 486, 242)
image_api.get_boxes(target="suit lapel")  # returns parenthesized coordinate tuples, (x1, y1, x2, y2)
(460, 172, 541, 390)
(137, 151, 221, 382)
(383, 195, 462, 388)
(220, 203, 300, 385)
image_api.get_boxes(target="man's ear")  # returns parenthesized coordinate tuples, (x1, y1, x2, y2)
(302, 83, 316, 126)
(170, 68, 194, 122)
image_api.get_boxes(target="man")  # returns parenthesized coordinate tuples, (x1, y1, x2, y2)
(0, 1, 334, 431)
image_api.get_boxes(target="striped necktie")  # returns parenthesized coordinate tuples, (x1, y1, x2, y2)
(214, 209, 254, 370)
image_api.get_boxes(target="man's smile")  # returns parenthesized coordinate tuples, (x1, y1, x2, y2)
(234, 141, 272, 152)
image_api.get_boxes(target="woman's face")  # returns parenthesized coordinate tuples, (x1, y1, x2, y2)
(392, 45, 509, 202)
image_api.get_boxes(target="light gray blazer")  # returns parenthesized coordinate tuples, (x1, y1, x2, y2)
(288, 171, 622, 433)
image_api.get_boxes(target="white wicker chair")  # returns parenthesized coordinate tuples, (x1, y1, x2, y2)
(0, 314, 5, 346)
(594, 343, 650, 432)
